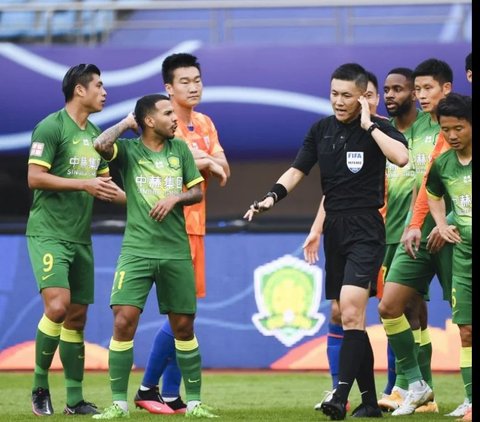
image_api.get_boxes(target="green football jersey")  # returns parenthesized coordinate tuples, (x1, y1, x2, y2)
(426, 149, 472, 244)
(410, 113, 449, 240)
(26, 108, 109, 244)
(112, 137, 203, 260)
(384, 110, 429, 244)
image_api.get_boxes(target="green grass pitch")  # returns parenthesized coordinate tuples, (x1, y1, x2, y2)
(1, 370, 464, 421)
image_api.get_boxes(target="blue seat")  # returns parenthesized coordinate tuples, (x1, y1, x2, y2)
(32, 0, 77, 38)
(0, 10, 38, 39)
(81, 0, 115, 37)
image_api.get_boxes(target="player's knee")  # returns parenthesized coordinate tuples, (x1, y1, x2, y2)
(378, 301, 391, 319)
(64, 305, 88, 330)
(330, 301, 342, 324)
(113, 309, 139, 338)
(170, 316, 194, 340)
(45, 303, 68, 323)
(340, 308, 363, 329)
(459, 325, 472, 346)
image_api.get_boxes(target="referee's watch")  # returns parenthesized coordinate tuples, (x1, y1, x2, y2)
(367, 122, 380, 135)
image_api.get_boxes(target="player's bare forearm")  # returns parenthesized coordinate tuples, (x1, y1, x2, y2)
(28, 163, 109, 195)
(178, 184, 203, 206)
(94, 120, 128, 159)
(149, 185, 202, 222)
(195, 153, 230, 180)
(212, 151, 230, 177)
(94, 113, 138, 160)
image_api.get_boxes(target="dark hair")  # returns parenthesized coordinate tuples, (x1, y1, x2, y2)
(134, 94, 170, 130)
(62, 64, 101, 102)
(162, 53, 201, 85)
(465, 52, 472, 72)
(412, 58, 453, 85)
(436, 93, 472, 125)
(366, 71, 379, 92)
(331, 63, 368, 91)
(387, 67, 414, 81)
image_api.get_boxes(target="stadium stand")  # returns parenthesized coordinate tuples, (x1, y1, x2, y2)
(0, 0, 116, 43)
(0, 0, 36, 39)
(0, 0, 472, 45)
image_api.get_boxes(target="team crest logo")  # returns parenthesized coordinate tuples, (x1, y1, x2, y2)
(346, 151, 363, 173)
(167, 155, 181, 170)
(252, 255, 325, 347)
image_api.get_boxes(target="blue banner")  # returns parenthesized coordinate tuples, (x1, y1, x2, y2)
(0, 233, 457, 370)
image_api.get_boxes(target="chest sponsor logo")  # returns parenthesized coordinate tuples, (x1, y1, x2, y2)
(252, 255, 325, 347)
(346, 151, 363, 173)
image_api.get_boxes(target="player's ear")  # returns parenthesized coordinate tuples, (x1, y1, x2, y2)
(145, 115, 155, 128)
(165, 83, 173, 96)
(442, 81, 452, 96)
(75, 83, 86, 98)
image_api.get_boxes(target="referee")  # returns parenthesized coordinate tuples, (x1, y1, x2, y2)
(244, 63, 408, 420)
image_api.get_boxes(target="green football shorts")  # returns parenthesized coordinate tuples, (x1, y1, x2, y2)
(27, 236, 94, 304)
(385, 241, 452, 302)
(451, 242, 472, 325)
(110, 254, 196, 314)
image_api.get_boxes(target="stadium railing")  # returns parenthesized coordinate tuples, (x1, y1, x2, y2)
(0, 0, 472, 45)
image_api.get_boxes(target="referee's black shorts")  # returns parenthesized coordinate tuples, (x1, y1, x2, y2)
(323, 210, 385, 300)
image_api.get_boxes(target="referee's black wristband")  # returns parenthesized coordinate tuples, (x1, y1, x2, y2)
(263, 183, 288, 203)
(367, 122, 380, 135)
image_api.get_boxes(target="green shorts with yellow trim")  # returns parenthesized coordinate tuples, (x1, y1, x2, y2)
(27, 236, 94, 304)
(110, 254, 196, 314)
(385, 241, 452, 302)
(451, 241, 471, 325)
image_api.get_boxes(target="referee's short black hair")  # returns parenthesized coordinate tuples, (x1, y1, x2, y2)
(331, 63, 368, 91)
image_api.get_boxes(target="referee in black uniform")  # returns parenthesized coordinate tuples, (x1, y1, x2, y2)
(244, 63, 408, 420)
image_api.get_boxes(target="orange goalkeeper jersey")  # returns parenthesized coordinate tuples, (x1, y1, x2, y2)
(409, 131, 450, 230)
(176, 111, 224, 235)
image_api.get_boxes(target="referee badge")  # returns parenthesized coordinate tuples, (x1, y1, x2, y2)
(346, 151, 364, 173)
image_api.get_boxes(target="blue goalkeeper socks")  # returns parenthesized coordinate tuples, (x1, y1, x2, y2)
(384, 342, 397, 394)
(141, 319, 177, 390)
(327, 322, 343, 389)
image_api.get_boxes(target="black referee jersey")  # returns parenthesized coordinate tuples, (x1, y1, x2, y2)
(292, 115, 407, 214)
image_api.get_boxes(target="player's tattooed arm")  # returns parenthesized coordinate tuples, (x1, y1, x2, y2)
(94, 112, 138, 160)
